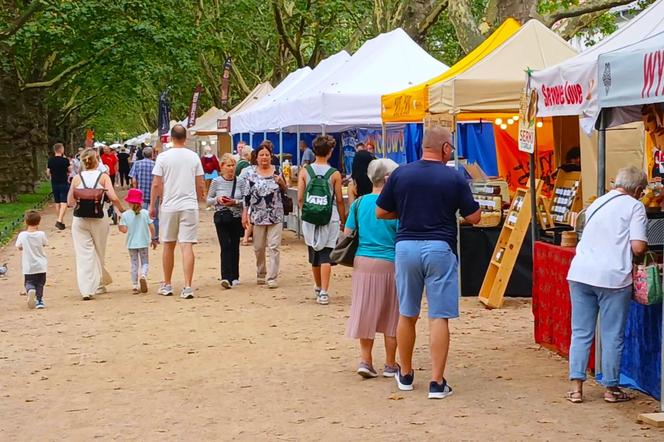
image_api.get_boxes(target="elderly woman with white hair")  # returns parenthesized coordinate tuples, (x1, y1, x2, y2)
(344, 158, 400, 379)
(566, 166, 648, 404)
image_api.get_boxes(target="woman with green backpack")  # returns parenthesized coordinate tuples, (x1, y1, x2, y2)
(297, 135, 346, 305)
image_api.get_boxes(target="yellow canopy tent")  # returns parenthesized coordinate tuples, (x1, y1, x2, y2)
(381, 18, 521, 123)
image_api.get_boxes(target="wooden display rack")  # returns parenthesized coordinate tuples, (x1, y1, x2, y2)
(478, 185, 534, 309)
(550, 170, 582, 225)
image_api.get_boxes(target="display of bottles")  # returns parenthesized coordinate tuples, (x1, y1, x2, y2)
(283, 160, 291, 183)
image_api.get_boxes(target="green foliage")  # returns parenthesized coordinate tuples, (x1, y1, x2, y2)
(0, 182, 52, 245)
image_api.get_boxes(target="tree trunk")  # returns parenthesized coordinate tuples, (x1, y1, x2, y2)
(0, 66, 47, 202)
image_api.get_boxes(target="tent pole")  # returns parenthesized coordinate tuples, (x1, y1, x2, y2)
(529, 126, 538, 254)
(322, 124, 326, 136)
(279, 128, 284, 168)
(296, 126, 301, 166)
(382, 123, 387, 158)
(249, 132, 253, 147)
(597, 111, 607, 197)
(263, 131, 267, 141)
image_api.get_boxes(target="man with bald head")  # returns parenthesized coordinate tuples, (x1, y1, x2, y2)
(377, 125, 481, 399)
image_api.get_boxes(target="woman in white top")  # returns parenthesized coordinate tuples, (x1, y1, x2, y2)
(67, 148, 125, 299)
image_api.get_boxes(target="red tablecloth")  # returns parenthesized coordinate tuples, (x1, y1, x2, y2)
(532, 241, 594, 370)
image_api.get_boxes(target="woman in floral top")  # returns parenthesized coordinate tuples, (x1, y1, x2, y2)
(241, 141, 287, 289)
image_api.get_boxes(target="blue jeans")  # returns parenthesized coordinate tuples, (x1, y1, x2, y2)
(395, 240, 459, 319)
(568, 281, 632, 386)
(143, 200, 159, 241)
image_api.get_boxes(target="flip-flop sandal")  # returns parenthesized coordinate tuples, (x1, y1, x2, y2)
(604, 390, 631, 403)
(566, 391, 583, 403)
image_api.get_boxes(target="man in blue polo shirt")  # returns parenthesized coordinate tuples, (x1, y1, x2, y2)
(377, 125, 480, 400)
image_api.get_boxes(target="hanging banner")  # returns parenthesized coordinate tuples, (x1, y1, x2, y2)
(85, 128, 95, 148)
(220, 57, 232, 108)
(518, 82, 537, 154)
(186, 85, 203, 128)
(424, 112, 455, 133)
(157, 90, 171, 136)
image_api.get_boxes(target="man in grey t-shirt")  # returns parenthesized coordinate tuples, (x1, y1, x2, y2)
(300, 140, 315, 165)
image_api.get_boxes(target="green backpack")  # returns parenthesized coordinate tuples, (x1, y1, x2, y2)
(301, 165, 336, 226)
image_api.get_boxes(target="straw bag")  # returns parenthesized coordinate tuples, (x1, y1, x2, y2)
(330, 196, 362, 267)
(633, 252, 663, 305)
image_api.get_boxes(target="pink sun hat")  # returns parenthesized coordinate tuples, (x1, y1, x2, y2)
(125, 188, 144, 205)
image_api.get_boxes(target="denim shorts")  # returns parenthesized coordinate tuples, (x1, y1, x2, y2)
(395, 240, 459, 319)
(52, 182, 70, 204)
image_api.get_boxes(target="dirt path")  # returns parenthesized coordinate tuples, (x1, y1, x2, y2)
(0, 202, 662, 441)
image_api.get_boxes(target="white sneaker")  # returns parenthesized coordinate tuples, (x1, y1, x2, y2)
(95, 286, 107, 295)
(267, 279, 279, 289)
(157, 283, 173, 296)
(180, 287, 194, 299)
(221, 279, 231, 289)
(257, 278, 266, 285)
(27, 289, 36, 309)
(317, 292, 329, 305)
(232, 280, 240, 287)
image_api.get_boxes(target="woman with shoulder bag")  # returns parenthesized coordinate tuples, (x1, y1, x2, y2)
(344, 158, 400, 379)
(207, 154, 244, 289)
(67, 148, 125, 300)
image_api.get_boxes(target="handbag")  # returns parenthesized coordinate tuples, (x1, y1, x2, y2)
(330, 196, 362, 267)
(73, 172, 106, 219)
(213, 178, 237, 224)
(276, 174, 294, 215)
(633, 252, 663, 305)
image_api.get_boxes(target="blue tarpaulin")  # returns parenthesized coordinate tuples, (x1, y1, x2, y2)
(233, 132, 341, 168)
(456, 122, 498, 176)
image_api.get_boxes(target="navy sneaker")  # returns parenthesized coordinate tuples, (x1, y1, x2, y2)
(428, 379, 453, 399)
(395, 364, 414, 391)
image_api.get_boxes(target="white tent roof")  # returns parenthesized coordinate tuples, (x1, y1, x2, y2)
(531, 0, 664, 131)
(598, 30, 664, 128)
(228, 81, 274, 116)
(428, 20, 576, 114)
(274, 51, 351, 131)
(189, 106, 228, 134)
(231, 67, 312, 133)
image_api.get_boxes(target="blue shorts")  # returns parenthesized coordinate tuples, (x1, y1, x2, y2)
(395, 240, 459, 319)
(51, 182, 70, 204)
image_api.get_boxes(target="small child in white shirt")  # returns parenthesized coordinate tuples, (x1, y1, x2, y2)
(15, 211, 48, 309)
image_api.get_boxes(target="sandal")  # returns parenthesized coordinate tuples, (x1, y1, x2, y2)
(604, 389, 631, 403)
(565, 391, 583, 403)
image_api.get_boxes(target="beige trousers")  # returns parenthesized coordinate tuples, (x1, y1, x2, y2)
(72, 216, 112, 297)
(253, 223, 283, 281)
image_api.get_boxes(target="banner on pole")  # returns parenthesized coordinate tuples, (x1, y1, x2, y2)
(158, 90, 171, 136)
(518, 85, 537, 154)
(221, 58, 232, 108)
(187, 85, 203, 128)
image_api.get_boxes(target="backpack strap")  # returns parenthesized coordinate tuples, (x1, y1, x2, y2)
(305, 164, 316, 180)
(92, 171, 103, 189)
(323, 167, 337, 180)
(79, 173, 90, 189)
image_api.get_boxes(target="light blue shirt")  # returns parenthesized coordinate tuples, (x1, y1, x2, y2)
(345, 194, 398, 262)
(120, 209, 153, 249)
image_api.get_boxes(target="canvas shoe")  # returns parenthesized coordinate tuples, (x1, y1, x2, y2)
(221, 279, 231, 289)
(95, 286, 107, 295)
(383, 364, 399, 378)
(395, 365, 414, 391)
(267, 279, 279, 289)
(132, 285, 140, 295)
(157, 283, 173, 296)
(27, 289, 36, 309)
(36, 301, 45, 309)
(139, 275, 148, 293)
(180, 287, 195, 299)
(257, 278, 266, 285)
(313, 286, 321, 300)
(82, 294, 94, 301)
(428, 379, 454, 400)
(232, 280, 241, 287)
(316, 291, 329, 305)
(357, 362, 378, 379)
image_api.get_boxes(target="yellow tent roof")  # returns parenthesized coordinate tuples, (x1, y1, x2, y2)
(381, 18, 521, 123)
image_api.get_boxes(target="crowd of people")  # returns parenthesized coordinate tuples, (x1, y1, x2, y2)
(17, 122, 646, 403)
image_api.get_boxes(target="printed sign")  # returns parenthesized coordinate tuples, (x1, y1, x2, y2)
(518, 87, 537, 154)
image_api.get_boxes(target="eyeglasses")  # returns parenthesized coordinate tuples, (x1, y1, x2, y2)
(443, 142, 455, 152)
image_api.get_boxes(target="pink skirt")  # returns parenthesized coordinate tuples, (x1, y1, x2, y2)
(346, 256, 399, 339)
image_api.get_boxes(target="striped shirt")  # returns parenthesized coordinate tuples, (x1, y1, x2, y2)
(206, 175, 243, 217)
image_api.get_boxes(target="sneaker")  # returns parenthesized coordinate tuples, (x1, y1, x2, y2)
(82, 294, 94, 301)
(357, 362, 378, 379)
(428, 379, 454, 400)
(95, 286, 107, 295)
(313, 287, 321, 300)
(27, 289, 36, 309)
(395, 365, 414, 391)
(257, 278, 266, 285)
(55, 221, 65, 231)
(221, 279, 231, 289)
(36, 301, 45, 309)
(180, 287, 194, 299)
(232, 280, 241, 287)
(139, 276, 148, 293)
(317, 292, 329, 305)
(132, 285, 140, 295)
(383, 364, 399, 378)
(267, 279, 278, 289)
(157, 283, 173, 296)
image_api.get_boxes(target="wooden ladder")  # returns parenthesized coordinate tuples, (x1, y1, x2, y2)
(478, 185, 533, 309)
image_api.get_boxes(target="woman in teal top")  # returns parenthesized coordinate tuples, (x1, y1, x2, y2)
(344, 158, 400, 379)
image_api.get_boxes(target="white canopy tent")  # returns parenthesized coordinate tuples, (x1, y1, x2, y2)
(531, 0, 664, 133)
(228, 81, 274, 117)
(598, 30, 664, 127)
(230, 67, 312, 134)
(188, 106, 228, 135)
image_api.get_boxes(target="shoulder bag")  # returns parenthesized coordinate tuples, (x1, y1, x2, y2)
(330, 196, 363, 267)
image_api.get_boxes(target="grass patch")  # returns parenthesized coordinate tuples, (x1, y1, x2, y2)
(0, 182, 53, 245)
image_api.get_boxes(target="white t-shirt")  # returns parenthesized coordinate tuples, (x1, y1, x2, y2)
(568, 190, 648, 288)
(15, 231, 48, 275)
(152, 147, 203, 212)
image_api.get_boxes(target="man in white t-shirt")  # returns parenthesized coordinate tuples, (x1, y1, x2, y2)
(565, 166, 648, 405)
(149, 124, 205, 299)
